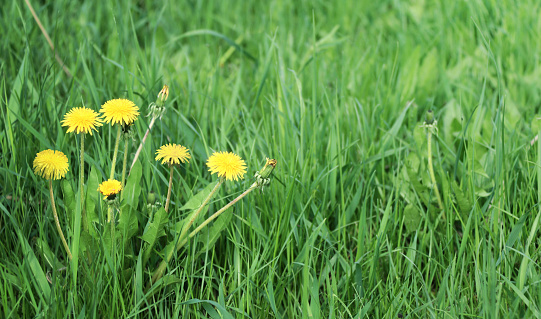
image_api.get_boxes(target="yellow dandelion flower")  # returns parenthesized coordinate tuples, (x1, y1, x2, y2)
(155, 143, 191, 165)
(207, 151, 247, 181)
(100, 99, 139, 126)
(98, 179, 123, 200)
(61, 106, 103, 135)
(33, 149, 69, 180)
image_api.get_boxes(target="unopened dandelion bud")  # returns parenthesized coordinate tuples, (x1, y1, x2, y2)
(157, 85, 169, 104)
(425, 110, 435, 125)
(148, 191, 156, 205)
(147, 102, 166, 120)
(260, 158, 277, 179)
(255, 158, 277, 188)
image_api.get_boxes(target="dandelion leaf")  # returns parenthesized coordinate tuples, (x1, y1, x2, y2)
(196, 209, 233, 258)
(61, 179, 76, 220)
(85, 166, 100, 237)
(404, 204, 422, 234)
(142, 208, 168, 264)
(451, 181, 472, 221)
(180, 182, 217, 211)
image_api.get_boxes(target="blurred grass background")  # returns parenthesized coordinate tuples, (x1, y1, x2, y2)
(1, 0, 541, 317)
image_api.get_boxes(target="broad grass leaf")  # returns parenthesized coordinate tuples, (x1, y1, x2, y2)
(345, 182, 363, 223)
(496, 211, 530, 266)
(8, 51, 39, 125)
(180, 299, 235, 319)
(34, 237, 64, 270)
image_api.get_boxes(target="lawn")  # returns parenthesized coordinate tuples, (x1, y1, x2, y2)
(1, 0, 541, 317)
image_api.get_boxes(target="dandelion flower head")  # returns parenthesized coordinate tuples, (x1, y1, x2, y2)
(100, 99, 139, 126)
(98, 179, 123, 200)
(207, 151, 247, 181)
(61, 106, 103, 135)
(33, 149, 69, 180)
(155, 143, 190, 165)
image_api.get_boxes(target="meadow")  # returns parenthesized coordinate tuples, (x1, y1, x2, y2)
(1, 0, 541, 317)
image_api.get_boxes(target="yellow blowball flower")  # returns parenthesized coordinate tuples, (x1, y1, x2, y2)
(155, 143, 191, 165)
(100, 99, 140, 126)
(61, 106, 103, 135)
(33, 149, 69, 180)
(207, 151, 247, 181)
(98, 179, 123, 200)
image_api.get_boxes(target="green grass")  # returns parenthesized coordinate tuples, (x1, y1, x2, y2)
(2, 0, 541, 317)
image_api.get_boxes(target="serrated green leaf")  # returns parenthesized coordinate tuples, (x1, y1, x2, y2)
(122, 160, 142, 210)
(118, 206, 138, 246)
(85, 166, 100, 238)
(142, 208, 169, 265)
(142, 208, 168, 244)
(451, 181, 472, 221)
(61, 179, 76, 219)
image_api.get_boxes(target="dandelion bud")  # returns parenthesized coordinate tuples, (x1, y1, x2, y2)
(158, 85, 169, 103)
(254, 158, 277, 189)
(425, 110, 435, 125)
(260, 158, 277, 179)
(148, 191, 156, 205)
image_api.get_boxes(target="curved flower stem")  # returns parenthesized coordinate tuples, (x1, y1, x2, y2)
(427, 130, 444, 212)
(164, 165, 174, 213)
(151, 179, 223, 285)
(121, 139, 129, 187)
(130, 116, 157, 174)
(49, 179, 73, 260)
(80, 133, 87, 231)
(190, 182, 257, 237)
(110, 126, 122, 180)
(177, 179, 223, 245)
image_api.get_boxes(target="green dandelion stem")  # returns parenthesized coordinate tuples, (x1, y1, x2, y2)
(164, 165, 174, 213)
(121, 139, 129, 187)
(130, 116, 157, 174)
(110, 125, 121, 179)
(177, 179, 223, 244)
(190, 182, 257, 238)
(427, 130, 444, 211)
(49, 179, 73, 260)
(80, 133, 88, 231)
